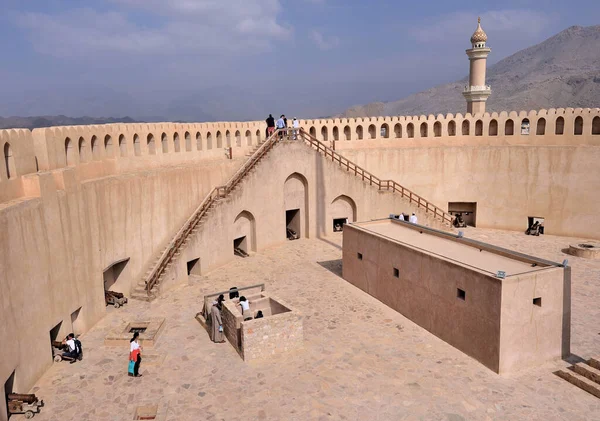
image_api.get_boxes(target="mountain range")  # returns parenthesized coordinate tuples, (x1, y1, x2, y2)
(0, 115, 140, 130)
(341, 25, 600, 118)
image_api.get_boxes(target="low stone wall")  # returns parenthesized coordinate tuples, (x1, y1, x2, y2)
(241, 298, 303, 362)
(222, 301, 243, 355)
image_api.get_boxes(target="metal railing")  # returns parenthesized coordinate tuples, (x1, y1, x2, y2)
(297, 128, 453, 225)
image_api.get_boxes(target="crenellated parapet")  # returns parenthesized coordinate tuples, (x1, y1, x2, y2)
(299, 107, 600, 145)
(1, 108, 599, 204)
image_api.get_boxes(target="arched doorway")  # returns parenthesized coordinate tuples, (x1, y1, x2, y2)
(284, 173, 309, 240)
(233, 211, 256, 256)
(330, 195, 357, 232)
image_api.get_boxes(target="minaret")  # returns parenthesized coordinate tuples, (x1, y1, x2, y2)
(463, 17, 491, 115)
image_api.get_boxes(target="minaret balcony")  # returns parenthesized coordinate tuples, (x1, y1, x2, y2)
(463, 85, 491, 93)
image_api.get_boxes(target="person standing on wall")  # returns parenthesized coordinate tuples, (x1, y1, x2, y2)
(129, 332, 143, 377)
(276, 115, 286, 139)
(266, 114, 275, 138)
(292, 117, 300, 140)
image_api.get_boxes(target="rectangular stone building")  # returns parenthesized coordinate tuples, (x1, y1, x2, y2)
(342, 219, 571, 374)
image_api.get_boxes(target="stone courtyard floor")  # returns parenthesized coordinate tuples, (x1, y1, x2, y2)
(23, 229, 600, 421)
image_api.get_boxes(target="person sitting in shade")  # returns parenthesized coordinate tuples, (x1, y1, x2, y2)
(409, 213, 418, 224)
(239, 296, 252, 321)
(453, 213, 467, 228)
(62, 333, 81, 362)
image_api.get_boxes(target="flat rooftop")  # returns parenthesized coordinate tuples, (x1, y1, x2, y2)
(352, 219, 560, 277)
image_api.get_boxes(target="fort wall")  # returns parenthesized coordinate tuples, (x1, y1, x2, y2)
(0, 158, 241, 400)
(0, 107, 599, 399)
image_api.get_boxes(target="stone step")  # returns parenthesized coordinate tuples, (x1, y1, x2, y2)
(574, 363, 600, 385)
(130, 293, 151, 302)
(555, 370, 600, 399)
(589, 357, 600, 371)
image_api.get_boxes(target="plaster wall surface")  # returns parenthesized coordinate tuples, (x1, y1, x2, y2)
(341, 221, 568, 374)
(160, 141, 446, 295)
(0, 158, 241, 396)
(340, 146, 600, 239)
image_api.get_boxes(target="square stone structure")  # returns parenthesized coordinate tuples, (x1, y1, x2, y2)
(342, 219, 571, 374)
(221, 294, 303, 362)
(104, 318, 166, 347)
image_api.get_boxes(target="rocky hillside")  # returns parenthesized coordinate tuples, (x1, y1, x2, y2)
(0, 115, 139, 130)
(342, 25, 600, 117)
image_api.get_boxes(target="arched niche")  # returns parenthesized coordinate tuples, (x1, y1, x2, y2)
(330, 195, 357, 232)
(284, 172, 309, 240)
(233, 210, 257, 254)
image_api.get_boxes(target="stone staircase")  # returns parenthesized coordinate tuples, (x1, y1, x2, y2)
(130, 128, 453, 301)
(555, 356, 600, 399)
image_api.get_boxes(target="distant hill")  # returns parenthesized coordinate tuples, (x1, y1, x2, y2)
(341, 25, 600, 118)
(0, 115, 140, 130)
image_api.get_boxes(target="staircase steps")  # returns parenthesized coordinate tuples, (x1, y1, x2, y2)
(132, 128, 452, 301)
(555, 357, 600, 399)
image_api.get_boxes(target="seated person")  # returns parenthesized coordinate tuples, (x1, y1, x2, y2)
(526, 221, 540, 236)
(334, 223, 342, 232)
(62, 333, 81, 361)
(453, 213, 467, 228)
(255, 310, 264, 319)
(239, 296, 252, 320)
(229, 287, 239, 300)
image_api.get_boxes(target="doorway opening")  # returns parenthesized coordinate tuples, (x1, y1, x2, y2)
(448, 202, 477, 227)
(103, 258, 129, 292)
(187, 258, 201, 276)
(286, 209, 300, 240)
(71, 307, 83, 336)
(234, 236, 249, 258)
(333, 218, 348, 232)
(49, 321, 63, 360)
(3, 370, 16, 420)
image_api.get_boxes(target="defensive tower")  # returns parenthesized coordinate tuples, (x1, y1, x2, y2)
(463, 17, 491, 114)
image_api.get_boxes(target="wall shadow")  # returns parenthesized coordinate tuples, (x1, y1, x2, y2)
(317, 259, 343, 278)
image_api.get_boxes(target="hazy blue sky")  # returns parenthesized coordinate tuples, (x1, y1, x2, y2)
(1, 0, 598, 120)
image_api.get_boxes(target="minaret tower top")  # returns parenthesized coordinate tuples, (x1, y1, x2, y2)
(463, 17, 491, 115)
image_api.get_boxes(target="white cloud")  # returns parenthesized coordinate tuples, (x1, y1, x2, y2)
(408, 9, 555, 45)
(15, 1, 292, 57)
(310, 29, 340, 51)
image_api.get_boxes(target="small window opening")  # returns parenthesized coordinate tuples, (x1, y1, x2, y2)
(393, 268, 399, 278)
(234, 236, 249, 257)
(129, 327, 147, 334)
(187, 258, 201, 276)
(333, 218, 347, 232)
(457, 288, 466, 301)
(533, 297, 542, 307)
(357, 253, 363, 260)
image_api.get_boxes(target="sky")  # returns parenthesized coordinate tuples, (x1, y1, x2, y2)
(0, 0, 599, 121)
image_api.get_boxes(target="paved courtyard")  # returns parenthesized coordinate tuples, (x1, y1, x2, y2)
(22, 229, 600, 421)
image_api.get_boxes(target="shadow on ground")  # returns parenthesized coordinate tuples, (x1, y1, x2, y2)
(317, 259, 343, 278)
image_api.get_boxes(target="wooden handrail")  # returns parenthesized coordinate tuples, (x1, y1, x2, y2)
(297, 128, 453, 225)
(144, 126, 452, 294)
(145, 129, 284, 293)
